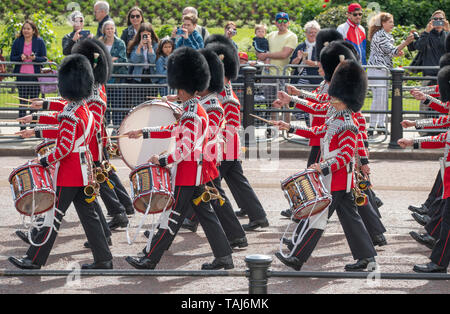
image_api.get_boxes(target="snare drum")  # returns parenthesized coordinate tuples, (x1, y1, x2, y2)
(35, 140, 56, 158)
(281, 169, 331, 220)
(129, 163, 174, 214)
(9, 162, 56, 216)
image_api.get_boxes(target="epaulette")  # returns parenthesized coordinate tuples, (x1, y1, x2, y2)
(85, 84, 106, 108)
(58, 101, 82, 122)
(327, 110, 359, 136)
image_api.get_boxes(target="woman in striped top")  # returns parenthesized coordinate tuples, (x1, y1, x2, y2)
(367, 12, 414, 133)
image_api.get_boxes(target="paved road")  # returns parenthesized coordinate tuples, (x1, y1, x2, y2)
(0, 156, 448, 294)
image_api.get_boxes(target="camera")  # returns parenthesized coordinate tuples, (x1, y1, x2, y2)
(176, 27, 184, 36)
(79, 30, 90, 38)
(413, 32, 419, 40)
(143, 34, 148, 39)
(432, 20, 445, 27)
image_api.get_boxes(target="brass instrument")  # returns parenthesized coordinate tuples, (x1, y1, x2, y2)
(95, 167, 106, 183)
(353, 186, 368, 207)
(193, 186, 225, 206)
(356, 172, 371, 191)
(84, 182, 100, 203)
(107, 142, 120, 157)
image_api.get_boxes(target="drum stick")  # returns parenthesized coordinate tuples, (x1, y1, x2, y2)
(5, 103, 33, 108)
(147, 96, 181, 113)
(13, 96, 35, 103)
(249, 114, 276, 125)
(102, 135, 130, 139)
(0, 119, 38, 123)
(0, 134, 21, 137)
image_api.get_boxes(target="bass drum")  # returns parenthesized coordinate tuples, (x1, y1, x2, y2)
(118, 100, 178, 169)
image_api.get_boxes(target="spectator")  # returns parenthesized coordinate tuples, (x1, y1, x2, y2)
(367, 12, 414, 134)
(120, 6, 144, 55)
(257, 12, 298, 75)
(94, 1, 113, 38)
(99, 20, 127, 126)
(224, 21, 239, 51)
(337, 3, 367, 65)
(182, 6, 210, 41)
(10, 20, 47, 128)
(62, 11, 93, 56)
(171, 14, 204, 50)
(155, 37, 174, 96)
(253, 24, 269, 64)
(290, 20, 322, 85)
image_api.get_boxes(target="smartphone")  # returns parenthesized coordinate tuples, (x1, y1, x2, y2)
(79, 30, 91, 38)
(432, 20, 445, 27)
(176, 27, 184, 36)
(230, 29, 237, 36)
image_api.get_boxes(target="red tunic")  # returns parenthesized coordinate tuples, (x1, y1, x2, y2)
(419, 85, 440, 98)
(143, 97, 209, 187)
(218, 82, 241, 161)
(424, 95, 450, 114)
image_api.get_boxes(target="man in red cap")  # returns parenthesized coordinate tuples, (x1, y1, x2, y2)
(337, 3, 367, 65)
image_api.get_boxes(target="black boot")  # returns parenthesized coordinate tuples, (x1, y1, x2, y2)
(242, 217, 269, 231)
(108, 213, 129, 230)
(125, 206, 135, 216)
(412, 213, 431, 227)
(409, 231, 436, 249)
(229, 237, 248, 249)
(201, 255, 234, 270)
(125, 256, 157, 269)
(413, 262, 447, 273)
(374, 196, 383, 208)
(280, 209, 292, 218)
(8, 256, 41, 270)
(372, 234, 388, 247)
(84, 237, 112, 249)
(181, 218, 199, 233)
(345, 257, 377, 272)
(275, 252, 303, 271)
(235, 209, 247, 218)
(281, 237, 294, 251)
(408, 204, 429, 215)
(15, 230, 30, 245)
(81, 260, 113, 269)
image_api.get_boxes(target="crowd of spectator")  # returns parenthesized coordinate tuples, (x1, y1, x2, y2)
(5, 1, 450, 128)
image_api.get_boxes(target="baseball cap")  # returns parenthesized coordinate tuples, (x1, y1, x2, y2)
(275, 12, 289, 21)
(348, 3, 362, 13)
(238, 52, 248, 61)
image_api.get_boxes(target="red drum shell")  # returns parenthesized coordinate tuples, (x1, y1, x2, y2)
(129, 163, 174, 214)
(9, 163, 55, 216)
(35, 140, 56, 158)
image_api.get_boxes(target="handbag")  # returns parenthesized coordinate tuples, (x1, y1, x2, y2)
(38, 67, 58, 95)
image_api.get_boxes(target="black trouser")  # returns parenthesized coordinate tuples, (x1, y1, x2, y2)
(143, 185, 232, 264)
(425, 199, 445, 238)
(108, 168, 134, 212)
(26, 186, 112, 266)
(307, 146, 321, 167)
(218, 160, 266, 221)
(358, 190, 386, 240)
(430, 198, 450, 268)
(184, 177, 246, 241)
(17, 77, 40, 129)
(292, 190, 377, 264)
(424, 170, 443, 210)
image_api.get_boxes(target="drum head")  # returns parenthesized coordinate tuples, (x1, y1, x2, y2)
(16, 190, 55, 216)
(118, 101, 177, 169)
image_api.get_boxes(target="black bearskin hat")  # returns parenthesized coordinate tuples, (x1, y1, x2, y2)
(58, 54, 94, 101)
(440, 53, 450, 69)
(334, 39, 359, 60)
(328, 60, 368, 113)
(315, 28, 343, 60)
(204, 35, 239, 81)
(438, 65, 450, 102)
(320, 41, 357, 82)
(167, 47, 210, 95)
(72, 38, 112, 84)
(199, 48, 224, 93)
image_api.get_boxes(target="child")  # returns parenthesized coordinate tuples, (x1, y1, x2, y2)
(253, 24, 270, 64)
(155, 37, 174, 96)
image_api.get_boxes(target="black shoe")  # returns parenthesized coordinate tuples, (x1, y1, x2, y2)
(125, 256, 157, 269)
(282, 237, 294, 251)
(8, 256, 41, 270)
(235, 209, 247, 218)
(201, 255, 234, 270)
(229, 237, 248, 249)
(409, 231, 436, 249)
(84, 237, 112, 249)
(81, 260, 113, 269)
(108, 213, 129, 230)
(15, 230, 30, 245)
(413, 262, 447, 273)
(242, 217, 269, 231)
(345, 257, 376, 272)
(280, 209, 292, 219)
(125, 206, 135, 216)
(412, 213, 431, 227)
(367, 130, 374, 137)
(408, 204, 429, 215)
(374, 196, 383, 208)
(372, 234, 388, 247)
(275, 252, 303, 271)
(181, 218, 199, 233)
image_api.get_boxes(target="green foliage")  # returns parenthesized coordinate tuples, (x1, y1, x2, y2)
(315, 5, 374, 30)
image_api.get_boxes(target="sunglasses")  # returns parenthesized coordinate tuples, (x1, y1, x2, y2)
(130, 15, 141, 19)
(432, 17, 444, 21)
(276, 19, 289, 24)
(352, 13, 363, 17)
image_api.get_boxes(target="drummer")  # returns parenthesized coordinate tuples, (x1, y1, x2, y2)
(271, 59, 378, 272)
(123, 47, 234, 270)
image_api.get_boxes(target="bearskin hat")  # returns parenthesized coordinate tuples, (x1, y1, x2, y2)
(440, 53, 450, 69)
(315, 28, 343, 60)
(328, 60, 368, 113)
(167, 47, 210, 95)
(438, 65, 450, 103)
(320, 41, 357, 82)
(334, 39, 359, 60)
(199, 48, 225, 93)
(72, 38, 112, 85)
(58, 54, 94, 101)
(204, 35, 239, 81)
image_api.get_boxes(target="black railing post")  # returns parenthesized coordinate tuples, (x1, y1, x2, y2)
(245, 254, 272, 294)
(388, 68, 404, 149)
(242, 66, 257, 147)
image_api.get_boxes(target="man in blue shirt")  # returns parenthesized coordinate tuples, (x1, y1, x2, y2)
(171, 14, 204, 50)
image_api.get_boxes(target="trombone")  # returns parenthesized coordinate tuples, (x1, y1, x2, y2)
(193, 186, 225, 206)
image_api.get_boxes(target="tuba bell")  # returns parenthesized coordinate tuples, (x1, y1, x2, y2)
(353, 186, 368, 207)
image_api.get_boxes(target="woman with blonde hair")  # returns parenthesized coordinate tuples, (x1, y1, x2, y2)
(367, 12, 414, 135)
